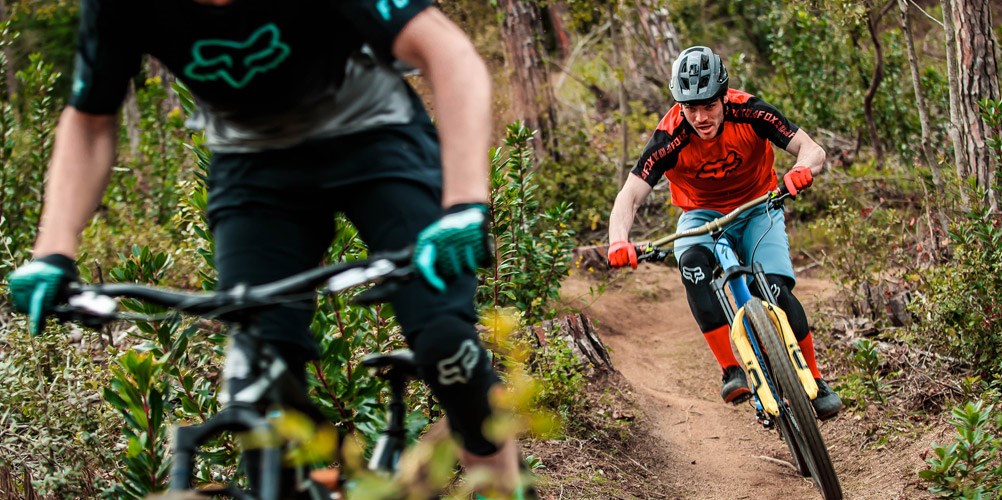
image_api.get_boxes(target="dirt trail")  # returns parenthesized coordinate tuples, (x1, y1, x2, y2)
(560, 264, 933, 499)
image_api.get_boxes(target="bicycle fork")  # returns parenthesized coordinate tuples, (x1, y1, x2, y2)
(169, 404, 283, 499)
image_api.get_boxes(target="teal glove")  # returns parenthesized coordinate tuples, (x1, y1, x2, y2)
(414, 203, 492, 292)
(7, 254, 78, 336)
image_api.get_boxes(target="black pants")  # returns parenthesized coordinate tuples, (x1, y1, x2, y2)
(204, 128, 498, 454)
(209, 178, 479, 353)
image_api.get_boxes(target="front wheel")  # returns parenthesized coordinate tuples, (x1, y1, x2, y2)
(745, 300, 842, 500)
(776, 410, 810, 477)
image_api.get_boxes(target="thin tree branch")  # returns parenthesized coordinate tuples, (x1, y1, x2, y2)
(909, 0, 945, 28)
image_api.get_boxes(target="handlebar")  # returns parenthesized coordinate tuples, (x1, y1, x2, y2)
(635, 187, 792, 264)
(55, 247, 415, 327)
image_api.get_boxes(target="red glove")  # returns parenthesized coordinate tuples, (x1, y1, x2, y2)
(783, 166, 814, 197)
(608, 241, 638, 269)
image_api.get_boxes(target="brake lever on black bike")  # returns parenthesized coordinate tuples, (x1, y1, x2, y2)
(350, 265, 415, 306)
(53, 289, 120, 328)
(636, 243, 671, 263)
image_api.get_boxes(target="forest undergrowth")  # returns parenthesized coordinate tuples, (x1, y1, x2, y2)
(2, 1, 1002, 498)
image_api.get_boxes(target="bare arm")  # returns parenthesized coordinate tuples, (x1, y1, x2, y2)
(33, 107, 117, 258)
(608, 174, 654, 243)
(392, 8, 490, 207)
(784, 129, 827, 177)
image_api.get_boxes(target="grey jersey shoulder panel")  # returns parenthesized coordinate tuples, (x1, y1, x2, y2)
(188, 48, 416, 153)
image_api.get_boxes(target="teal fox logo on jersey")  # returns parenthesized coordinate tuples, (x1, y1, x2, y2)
(184, 24, 291, 89)
(376, 0, 410, 20)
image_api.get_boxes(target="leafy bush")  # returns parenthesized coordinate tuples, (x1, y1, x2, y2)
(528, 334, 586, 426)
(911, 187, 1002, 377)
(0, 25, 62, 275)
(482, 122, 576, 324)
(812, 199, 911, 318)
(0, 331, 118, 497)
(920, 401, 1002, 498)
(846, 338, 889, 405)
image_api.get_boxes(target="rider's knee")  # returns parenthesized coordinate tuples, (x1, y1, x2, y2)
(677, 246, 727, 332)
(410, 315, 492, 387)
(752, 274, 810, 341)
(410, 314, 500, 455)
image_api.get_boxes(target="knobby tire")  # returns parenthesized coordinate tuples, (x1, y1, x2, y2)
(776, 407, 810, 477)
(745, 300, 842, 500)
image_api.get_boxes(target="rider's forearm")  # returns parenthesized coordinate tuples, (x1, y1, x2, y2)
(797, 145, 826, 177)
(394, 9, 490, 207)
(608, 190, 640, 243)
(790, 130, 827, 177)
(431, 49, 490, 207)
(33, 107, 117, 259)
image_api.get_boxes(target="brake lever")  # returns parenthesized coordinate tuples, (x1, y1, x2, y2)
(636, 244, 671, 263)
(52, 290, 120, 328)
(769, 189, 792, 211)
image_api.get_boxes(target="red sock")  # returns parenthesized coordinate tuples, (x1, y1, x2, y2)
(798, 332, 822, 379)
(703, 324, 739, 370)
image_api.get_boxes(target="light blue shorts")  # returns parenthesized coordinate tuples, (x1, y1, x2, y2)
(673, 201, 796, 283)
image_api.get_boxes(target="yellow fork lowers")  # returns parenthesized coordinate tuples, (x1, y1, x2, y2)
(731, 305, 779, 416)
(731, 300, 819, 417)
(763, 301, 819, 399)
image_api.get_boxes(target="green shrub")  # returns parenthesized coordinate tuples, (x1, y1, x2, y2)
(103, 351, 172, 498)
(845, 338, 889, 405)
(0, 27, 62, 275)
(911, 192, 1002, 377)
(528, 334, 586, 427)
(482, 122, 576, 324)
(0, 331, 118, 497)
(812, 199, 911, 318)
(920, 401, 1002, 498)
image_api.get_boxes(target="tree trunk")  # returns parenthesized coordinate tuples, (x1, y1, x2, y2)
(610, 2, 631, 187)
(148, 57, 182, 114)
(863, 1, 893, 166)
(123, 81, 142, 158)
(898, 0, 941, 187)
(498, 0, 559, 160)
(533, 313, 616, 375)
(943, 0, 1001, 209)
(546, 1, 571, 62)
(633, 0, 681, 88)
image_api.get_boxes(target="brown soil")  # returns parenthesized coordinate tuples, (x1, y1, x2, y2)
(526, 264, 939, 499)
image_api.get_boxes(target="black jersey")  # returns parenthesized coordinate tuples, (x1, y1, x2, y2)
(70, 0, 434, 152)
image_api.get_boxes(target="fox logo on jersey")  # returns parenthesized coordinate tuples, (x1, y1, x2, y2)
(696, 151, 743, 180)
(184, 24, 291, 89)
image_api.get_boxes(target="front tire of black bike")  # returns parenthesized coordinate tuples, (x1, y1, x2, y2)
(745, 300, 842, 500)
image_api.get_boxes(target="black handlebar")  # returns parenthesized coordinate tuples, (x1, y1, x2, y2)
(54, 247, 415, 326)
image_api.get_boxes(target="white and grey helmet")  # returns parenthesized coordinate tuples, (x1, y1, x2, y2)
(669, 46, 729, 104)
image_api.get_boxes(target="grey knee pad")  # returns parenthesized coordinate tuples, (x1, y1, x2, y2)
(409, 315, 500, 455)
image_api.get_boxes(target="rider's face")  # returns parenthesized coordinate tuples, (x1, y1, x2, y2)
(681, 97, 727, 140)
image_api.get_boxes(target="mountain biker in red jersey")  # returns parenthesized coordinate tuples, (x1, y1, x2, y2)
(607, 46, 842, 420)
(6, 0, 525, 495)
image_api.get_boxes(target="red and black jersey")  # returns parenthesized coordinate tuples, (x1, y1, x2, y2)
(631, 88, 799, 213)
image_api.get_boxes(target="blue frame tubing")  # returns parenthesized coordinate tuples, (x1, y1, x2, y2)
(709, 235, 781, 413)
